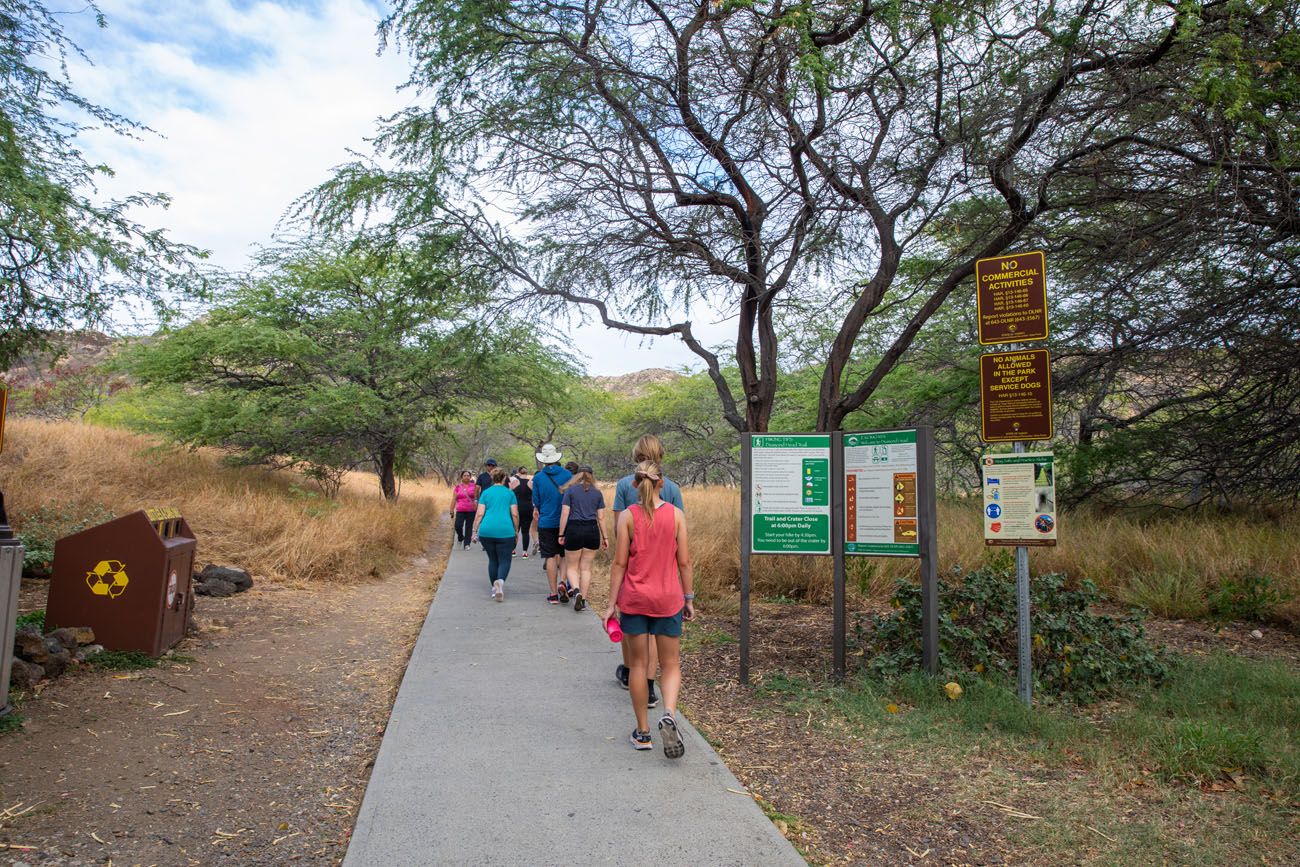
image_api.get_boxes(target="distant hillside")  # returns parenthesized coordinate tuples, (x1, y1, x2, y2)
(586, 368, 684, 399)
(2, 331, 119, 389)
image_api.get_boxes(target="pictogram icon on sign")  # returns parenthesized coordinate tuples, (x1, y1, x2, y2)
(86, 559, 129, 598)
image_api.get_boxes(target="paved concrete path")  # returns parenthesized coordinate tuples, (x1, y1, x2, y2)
(344, 540, 805, 866)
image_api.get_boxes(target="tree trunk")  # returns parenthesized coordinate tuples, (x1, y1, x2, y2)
(378, 442, 398, 501)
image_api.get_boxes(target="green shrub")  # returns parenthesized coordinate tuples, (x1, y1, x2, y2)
(1207, 573, 1290, 625)
(14, 503, 115, 576)
(15, 609, 44, 631)
(862, 563, 1168, 703)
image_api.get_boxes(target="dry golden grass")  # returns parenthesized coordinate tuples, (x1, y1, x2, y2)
(0, 419, 442, 583)
(680, 487, 1300, 618)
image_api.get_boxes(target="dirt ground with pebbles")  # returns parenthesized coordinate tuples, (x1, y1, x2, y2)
(0, 530, 448, 866)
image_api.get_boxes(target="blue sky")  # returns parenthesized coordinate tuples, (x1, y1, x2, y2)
(58, 0, 726, 375)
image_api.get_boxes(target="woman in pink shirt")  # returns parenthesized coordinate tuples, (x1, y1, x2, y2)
(602, 461, 695, 758)
(451, 470, 478, 550)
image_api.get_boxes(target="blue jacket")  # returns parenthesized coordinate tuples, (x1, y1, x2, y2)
(531, 464, 572, 528)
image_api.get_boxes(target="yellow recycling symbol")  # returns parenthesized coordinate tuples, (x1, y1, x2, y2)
(86, 559, 129, 599)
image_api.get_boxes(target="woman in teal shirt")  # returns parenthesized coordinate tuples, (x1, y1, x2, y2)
(473, 466, 520, 602)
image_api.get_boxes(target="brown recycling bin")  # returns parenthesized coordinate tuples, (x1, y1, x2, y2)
(46, 508, 196, 657)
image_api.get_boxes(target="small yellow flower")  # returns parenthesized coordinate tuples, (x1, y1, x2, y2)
(944, 682, 963, 701)
(974, 663, 985, 674)
(886, 703, 900, 714)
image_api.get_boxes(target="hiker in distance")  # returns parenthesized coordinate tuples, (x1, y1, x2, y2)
(530, 443, 573, 604)
(602, 460, 695, 758)
(475, 458, 498, 496)
(612, 435, 685, 705)
(472, 466, 519, 602)
(451, 470, 478, 550)
(557, 465, 607, 613)
(512, 466, 535, 558)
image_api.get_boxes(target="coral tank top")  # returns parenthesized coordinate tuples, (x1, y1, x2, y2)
(616, 501, 683, 617)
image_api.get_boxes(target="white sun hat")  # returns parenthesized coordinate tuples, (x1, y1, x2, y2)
(535, 443, 563, 464)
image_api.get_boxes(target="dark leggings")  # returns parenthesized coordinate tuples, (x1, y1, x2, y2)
(454, 511, 475, 543)
(517, 510, 533, 552)
(480, 536, 514, 584)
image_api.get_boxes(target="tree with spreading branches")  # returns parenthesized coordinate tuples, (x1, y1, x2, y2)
(0, 1, 202, 367)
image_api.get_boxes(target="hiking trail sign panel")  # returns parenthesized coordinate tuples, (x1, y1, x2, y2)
(843, 430, 920, 557)
(979, 349, 1053, 442)
(750, 434, 831, 554)
(976, 251, 1049, 344)
(983, 452, 1058, 547)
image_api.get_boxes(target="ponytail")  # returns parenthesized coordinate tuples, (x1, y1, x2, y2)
(633, 461, 662, 530)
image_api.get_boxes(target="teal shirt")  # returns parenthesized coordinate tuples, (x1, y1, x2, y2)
(478, 485, 518, 539)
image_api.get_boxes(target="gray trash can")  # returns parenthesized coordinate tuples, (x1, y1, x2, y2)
(0, 505, 24, 715)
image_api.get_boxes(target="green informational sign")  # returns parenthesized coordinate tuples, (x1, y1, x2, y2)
(842, 429, 920, 557)
(801, 457, 829, 506)
(751, 434, 831, 554)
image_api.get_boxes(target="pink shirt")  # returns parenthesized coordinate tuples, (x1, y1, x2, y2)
(616, 502, 683, 617)
(453, 483, 477, 513)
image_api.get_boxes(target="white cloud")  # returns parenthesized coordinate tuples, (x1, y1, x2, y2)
(58, 0, 727, 374)
(65, 0, 411, 272)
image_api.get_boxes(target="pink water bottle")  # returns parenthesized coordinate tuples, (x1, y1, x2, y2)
(605, 616, 623, 642)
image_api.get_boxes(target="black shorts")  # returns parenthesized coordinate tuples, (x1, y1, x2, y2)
(563, 520, 600, 551)
(537, 527, 565, 559)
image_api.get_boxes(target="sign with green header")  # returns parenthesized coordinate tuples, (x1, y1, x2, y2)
(750, 434, 831, 554)
(843, 429, 920, 556)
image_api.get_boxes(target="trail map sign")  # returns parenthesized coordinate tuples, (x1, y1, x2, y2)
(843, 430, 920, 556)
(976, 251, 1049, 344)
(749, 434, 831, 554)
(979, 349, 1053, 442)
(983, 452, 1058, 547)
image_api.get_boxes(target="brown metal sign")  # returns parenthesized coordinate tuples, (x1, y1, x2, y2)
(979, 349, 1053, 442)
(976, 251, 1048, 344)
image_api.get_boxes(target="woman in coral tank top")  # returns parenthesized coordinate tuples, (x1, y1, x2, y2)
(602, 461, 695, 759)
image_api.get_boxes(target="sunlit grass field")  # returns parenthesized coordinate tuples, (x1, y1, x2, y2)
(1, 418, 441, 583)
(678, 486, 1300, 620)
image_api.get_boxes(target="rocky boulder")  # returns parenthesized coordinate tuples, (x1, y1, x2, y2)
(196, 565, 253, 592)
(9, 658, 44, 690)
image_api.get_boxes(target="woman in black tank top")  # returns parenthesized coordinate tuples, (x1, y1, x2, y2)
(513, 468, 535, 556)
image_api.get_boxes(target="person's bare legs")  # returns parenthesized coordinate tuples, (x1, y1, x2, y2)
(621, 630, 659, 684)
(563, 550, 580, 595)
(577, 548, 597, 598)
(655, 634, 681, 716)
(625, 633, 651, 732)
(545, 552, 560, 593)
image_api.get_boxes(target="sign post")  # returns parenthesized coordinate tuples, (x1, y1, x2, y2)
(740, 433, 831, 684)
(976, 250, 1054, 707)
(838, 428, 939, 676)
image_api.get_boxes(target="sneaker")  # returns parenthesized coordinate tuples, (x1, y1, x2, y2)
(556, 581, 570, 604)
(630, 729, 653, 751)
(647, 689, 659, 709)
(616, 665, 629, 689)
(573, 594, 586, 613)
(522, 552, 529, 559)
(493, 579, 504, 602)
(658, 714, 685, 759)
(512, 550, 517, 557)
(546, 594, 560, 605)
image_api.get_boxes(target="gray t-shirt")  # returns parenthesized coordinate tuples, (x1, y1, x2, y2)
(562, 485, 606, 521)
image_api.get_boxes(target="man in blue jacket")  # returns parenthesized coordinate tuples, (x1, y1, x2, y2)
(531, 443, 573, 604)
